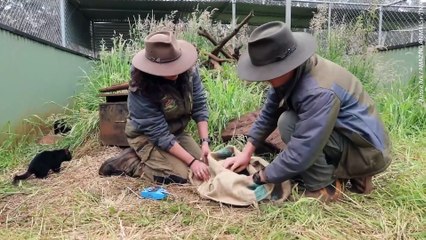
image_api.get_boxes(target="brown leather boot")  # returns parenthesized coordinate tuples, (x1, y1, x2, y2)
(98, 148, 142, 177)
(347, 176, 373, 194)
(304, 179, 343, 202)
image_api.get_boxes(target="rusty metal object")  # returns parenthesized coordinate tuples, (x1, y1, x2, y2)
(99, 93, 129, 147)
(221, 110, 286, 154)
(99, 82, 129, 92)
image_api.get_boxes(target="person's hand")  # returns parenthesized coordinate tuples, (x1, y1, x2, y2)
(200, 142, 211, 163)
(223, 152, 251, 173)
(190, 160, 210, 181)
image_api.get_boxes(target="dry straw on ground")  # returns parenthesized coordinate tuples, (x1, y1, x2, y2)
(0, 146, 257, 239)
(1, 143, 423, 239)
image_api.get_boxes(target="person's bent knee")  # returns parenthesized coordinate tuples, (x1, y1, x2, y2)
(278, 111, 298, 144)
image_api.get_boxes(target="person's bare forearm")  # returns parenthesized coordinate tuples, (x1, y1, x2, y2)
(168, 142, 197, 165)
(197, 121, 209, 140)
(242, 141, 256, 157)
(169, 140, 210, 181)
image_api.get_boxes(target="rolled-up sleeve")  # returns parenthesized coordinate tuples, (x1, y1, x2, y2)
(191, 67, 209, 123)
(264, 89, 341, 183)
(247, 88, 282, 147)
(127, 91, 176, 151)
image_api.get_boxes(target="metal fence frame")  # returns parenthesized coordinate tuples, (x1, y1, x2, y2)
(233, 0, 425, 49)
(0, 0, 424, 55)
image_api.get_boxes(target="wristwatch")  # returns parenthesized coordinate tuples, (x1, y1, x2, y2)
(199, 137, 210, 145)
(253, 170, 267, 185)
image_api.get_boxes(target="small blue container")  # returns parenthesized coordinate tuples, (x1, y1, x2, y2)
(140, 186, 169, 200)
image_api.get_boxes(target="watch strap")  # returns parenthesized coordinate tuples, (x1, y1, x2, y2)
(200, 137, 210, 144)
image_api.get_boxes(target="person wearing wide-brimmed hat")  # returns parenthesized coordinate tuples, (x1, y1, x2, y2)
(223, 21, 391, 202)
(124, 31, 211, 183)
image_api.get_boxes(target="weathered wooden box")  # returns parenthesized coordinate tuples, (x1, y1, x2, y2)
(99, 93, 129, 147)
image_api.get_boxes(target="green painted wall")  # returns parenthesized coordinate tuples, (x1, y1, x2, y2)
(0, 29, 92, 129)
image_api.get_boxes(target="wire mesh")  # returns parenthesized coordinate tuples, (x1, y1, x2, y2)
(0, 0, 423, 54)
(381, 5, 423, 47)
(0, 0, 62, 46)
(293, 0, 424, 48)
(236, 0, 423, 48)
(0, 0, 93, 56)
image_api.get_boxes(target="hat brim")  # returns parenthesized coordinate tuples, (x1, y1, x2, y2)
(132, 40, 197, 76)
(237, 32, 316, 82)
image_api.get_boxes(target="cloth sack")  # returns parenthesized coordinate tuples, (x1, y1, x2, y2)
(191, 146, 291, 207)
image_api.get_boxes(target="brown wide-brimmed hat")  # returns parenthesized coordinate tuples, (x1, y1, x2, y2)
(132, 31, 197, 76)
(238, 21, 316, 81)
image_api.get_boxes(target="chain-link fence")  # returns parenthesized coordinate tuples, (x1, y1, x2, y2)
(237, 0, 426, 48)
(0, 0, 93, 56)
(242, 0, 424, 49)
(0, 0, 61, 45)
(318, 1, 423, 48)
(0, 0, 423, 55)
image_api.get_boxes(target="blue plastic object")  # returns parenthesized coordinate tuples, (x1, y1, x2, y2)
(140, 186, 169, 200)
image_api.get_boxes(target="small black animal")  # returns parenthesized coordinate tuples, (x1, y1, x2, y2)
(53, 119, 71, 135)
(13, 149, 72, 184)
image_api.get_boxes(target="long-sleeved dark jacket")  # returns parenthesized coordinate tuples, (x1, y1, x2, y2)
(125, 66, 208, 151)
(249, 55, 391, 182)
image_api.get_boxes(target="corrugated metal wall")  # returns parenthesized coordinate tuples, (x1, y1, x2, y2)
(93, 22, 131, 52)
(65, 1, 93, 56)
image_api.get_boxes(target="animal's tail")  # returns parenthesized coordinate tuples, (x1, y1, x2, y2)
(13, 171, 32, 184)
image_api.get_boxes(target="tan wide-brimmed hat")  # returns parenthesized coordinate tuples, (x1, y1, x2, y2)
(238, 21, 316, 81)
(132, 31, 197, 76)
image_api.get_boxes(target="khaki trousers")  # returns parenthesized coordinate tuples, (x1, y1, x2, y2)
(127, 132, 201, 184)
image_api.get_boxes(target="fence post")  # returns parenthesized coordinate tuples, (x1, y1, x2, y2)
(231, 0, 236, 48)
(60, 0, 66, 47)
(286, 0, 291, 28)
(378, 6, 383, 46)
(328, 2, 332, 42)
(91, 21, 96, 57)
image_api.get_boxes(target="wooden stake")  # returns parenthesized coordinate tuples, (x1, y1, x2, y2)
(211, 11, 254, 57)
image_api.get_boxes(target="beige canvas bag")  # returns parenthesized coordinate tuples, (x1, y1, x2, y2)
(190, 146, 291, 207)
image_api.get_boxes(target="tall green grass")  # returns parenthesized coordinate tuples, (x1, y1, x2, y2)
(200, 63, 264, 144)
(0, 118, 64, 172)
(0, 125, 35, 171)
(377, 69, 426, 140)
(60, 9, 254, 150)
(0, 8, 254, 169)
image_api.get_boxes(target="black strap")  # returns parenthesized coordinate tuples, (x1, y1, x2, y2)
(188, 158, 198, 167)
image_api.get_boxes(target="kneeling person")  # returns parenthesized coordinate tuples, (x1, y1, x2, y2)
(125, 31, 211, 184)
(224, 22, 391, 202)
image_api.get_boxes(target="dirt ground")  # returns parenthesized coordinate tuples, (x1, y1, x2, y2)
(0, 146, 257, 239)
(1, 143, 423, 239)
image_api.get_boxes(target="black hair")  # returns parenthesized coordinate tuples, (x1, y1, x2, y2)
(129, 66, 190, 102)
